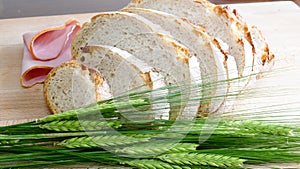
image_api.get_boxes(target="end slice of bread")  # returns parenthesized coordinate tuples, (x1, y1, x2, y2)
(44, 60, 111, 114)
(250, 26, 275, 74)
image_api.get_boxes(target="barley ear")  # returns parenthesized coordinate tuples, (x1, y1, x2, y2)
(39, 120, 122, 132)
(115, 142, 198, 155)
(58, 135, 149, 148)
(121, 159, 191, 169)
(222, 120, 295, 136)
(158, 152, 246, 168)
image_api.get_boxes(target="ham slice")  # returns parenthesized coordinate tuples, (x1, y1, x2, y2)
(21, 19, 81, 88)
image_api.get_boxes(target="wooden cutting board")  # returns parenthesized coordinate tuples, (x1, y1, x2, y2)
(0, 1, 299, 126)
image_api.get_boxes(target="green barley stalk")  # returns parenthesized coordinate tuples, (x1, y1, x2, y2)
(198, 149, 300, 163)
(120, 159, 225, 169)
(0, 139, 19, 145)
(121, 159, 193, 169)
(58, 135, 149, 148)
(0, 160, 77, 169)
(0, 131, 99, 140)
(120, 132, 186, 139)
(188, 119, 296, 137)
(0, 152, 68, 163)
(115, 142, 198, 155)
(0, 146, 119, 163)
(39, 120, 122, 132)
(194, 134, 295, 150)
(158, 152, 246, 168)
(219, 120, 295, 136)
(37, 99, 149, 123)
(0, 121, 298, 168)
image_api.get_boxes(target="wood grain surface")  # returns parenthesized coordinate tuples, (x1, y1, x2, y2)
(0, 1, 299, 127)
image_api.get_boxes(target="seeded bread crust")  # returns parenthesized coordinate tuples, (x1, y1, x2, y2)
(44, 60, 111, 114)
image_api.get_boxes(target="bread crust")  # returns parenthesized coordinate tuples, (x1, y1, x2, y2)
(196, 0, 255, 55)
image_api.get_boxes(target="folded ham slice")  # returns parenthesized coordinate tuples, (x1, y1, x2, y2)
(20, 19, 81, 88)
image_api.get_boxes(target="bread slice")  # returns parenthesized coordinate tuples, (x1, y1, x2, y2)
(250, 26, 275, 73)
(71, 11, 201, 119)
(75, 45, 170, 120)
(72, 12, 165, 58)
(44, 60, 111, 114)
(126, 0, 254, 79)
(121, 7, 227, 113)
(230, 8, 274, 69)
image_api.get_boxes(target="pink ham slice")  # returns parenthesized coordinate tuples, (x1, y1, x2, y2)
(20, 19, 81, 88)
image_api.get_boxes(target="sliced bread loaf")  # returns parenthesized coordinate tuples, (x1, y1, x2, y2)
(121, 7, 227, 113)
(72, 11, 201, 119)
(126, 0, 254, 78)
(44, 60, 111, 114)
(75, 45, 170, 120)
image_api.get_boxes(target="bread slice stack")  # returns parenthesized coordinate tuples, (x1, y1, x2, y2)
(44, 0, 274, 118)
(71, 11, 202, 119)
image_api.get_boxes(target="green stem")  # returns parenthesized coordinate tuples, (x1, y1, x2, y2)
(37, 99, 149, 123)
(198, 149, 300, 163)
(0, 131, 104, 140)
(0, 146, 125, 168)
(0, 152, 67, 163)
(0, 160, 77, 169)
